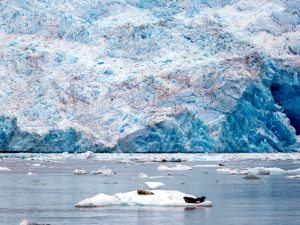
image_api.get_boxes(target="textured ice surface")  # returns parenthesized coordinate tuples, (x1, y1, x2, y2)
(0, 0, 299, 152)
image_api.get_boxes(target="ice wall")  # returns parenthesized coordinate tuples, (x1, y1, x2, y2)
(0, 0, 299, 152)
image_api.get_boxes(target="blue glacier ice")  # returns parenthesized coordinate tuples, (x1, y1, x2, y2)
(0, 0, 299, 152)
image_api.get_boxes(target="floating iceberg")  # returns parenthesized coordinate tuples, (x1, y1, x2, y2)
(75, 190, 213, 208)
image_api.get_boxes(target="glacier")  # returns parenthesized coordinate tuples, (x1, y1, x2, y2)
(0, 0, 299, 153)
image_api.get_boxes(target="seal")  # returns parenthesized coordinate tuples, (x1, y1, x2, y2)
(137, 190, 154, 195)
(183, 196, 206, 204)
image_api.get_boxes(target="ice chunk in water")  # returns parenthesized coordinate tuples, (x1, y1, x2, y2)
(144, 182, 165, 189)
(75, 190, 213, 207)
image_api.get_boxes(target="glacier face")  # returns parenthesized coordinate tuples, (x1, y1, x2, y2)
(0, 0, 299, 153)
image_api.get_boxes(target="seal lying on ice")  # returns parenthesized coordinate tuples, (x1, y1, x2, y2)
(137, 190, 154, 195)
(183, 196, 206, 204)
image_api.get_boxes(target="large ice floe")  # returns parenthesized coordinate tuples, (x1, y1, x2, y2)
(0, 0, 300, 153)
(75, 190, 213, 207)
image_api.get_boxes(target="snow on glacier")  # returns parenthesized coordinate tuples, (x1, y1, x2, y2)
(0, 0, 299, 152)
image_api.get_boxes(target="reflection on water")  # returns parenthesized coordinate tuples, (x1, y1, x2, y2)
(0, 157, 300, 225)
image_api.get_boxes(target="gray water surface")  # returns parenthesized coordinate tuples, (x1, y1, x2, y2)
(0, 155, 300, 225)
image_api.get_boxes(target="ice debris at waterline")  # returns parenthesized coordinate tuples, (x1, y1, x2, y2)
(2, 153, 300, 162)
(75, 190, 213, 208)
(0, 0, 299, 153)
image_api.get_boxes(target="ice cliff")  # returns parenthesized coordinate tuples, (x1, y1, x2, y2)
(0, 0, 299, 152)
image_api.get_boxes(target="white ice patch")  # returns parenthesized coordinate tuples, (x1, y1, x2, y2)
(157, 164, 192, 171)
(0, 166, 10, 171)
(91, 167, 114, 176)
(26, 172, 37, 176)
(82, 151, 94, 159)
(217, 167, 300, 175)
(27, 163, 41, 167)
(75, 190, 213, 208)
(19, 219, 29, 225)
(144, 182, 165, 189)
(32, 163, 41, 167)
(73, 169, 88, 175)
(138, 172, 149, 179)
(286, 175, 300, 179)
(194, 164, 220, 168)
(138, 172, 166, 180)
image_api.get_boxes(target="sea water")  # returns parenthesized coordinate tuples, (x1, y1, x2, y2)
(0, 154, 300, 225)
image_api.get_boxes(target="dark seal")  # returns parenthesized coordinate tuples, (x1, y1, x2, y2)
(137, 190, 154, 195)
(183, 196, 206, 204)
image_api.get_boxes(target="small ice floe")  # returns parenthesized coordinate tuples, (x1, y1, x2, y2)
(194, 164, 220, 168)
(250, 167, 300, 174)
(216, 166, 300, 176)
(75, 190, 213, 208)
(73, 169, 88, 175)
(91, 167, 114, 176)
(216, 168, 248, 175)
(157, 164, 192, 171)
(138, 172, 149, 179)
(138, 172, 165, 180)
(27, 163, 41, 167)
(257, 167, 270, 175)
(20, 219, 30, 225)
(27, 172, 37, 176)
(82, 151, 94, 159)
(0, 166, 10, 171)
(286, 175, 300, 179)
(32, 163, 41, 167)
(20, 219, 50, 225)
(144, 182, 165, 189)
